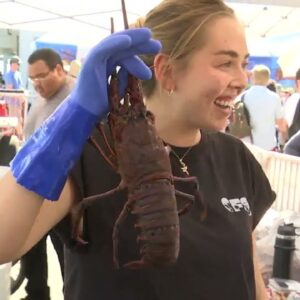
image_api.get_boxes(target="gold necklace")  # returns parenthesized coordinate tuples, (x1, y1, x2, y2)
(169, 146, 192, 175)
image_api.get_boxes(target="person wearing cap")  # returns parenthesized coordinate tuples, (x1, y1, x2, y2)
(4, 56, 23, 90)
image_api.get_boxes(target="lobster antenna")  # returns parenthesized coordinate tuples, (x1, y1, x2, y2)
(121, 0, 129, 29)
(110, 17, 115, 33)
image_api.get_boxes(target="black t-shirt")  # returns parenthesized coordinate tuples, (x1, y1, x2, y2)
(285, 129, 300, 156)
(55, 129, 275, 300)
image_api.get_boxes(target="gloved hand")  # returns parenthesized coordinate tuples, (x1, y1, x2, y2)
(72, 28, 160, 116)
(11, 28, 161, 200)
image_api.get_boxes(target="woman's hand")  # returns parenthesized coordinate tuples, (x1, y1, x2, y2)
(10, 28, 161, 201)
(71, 28, 161, 117)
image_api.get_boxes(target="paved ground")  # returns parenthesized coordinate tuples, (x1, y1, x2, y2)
(10, 237, 63, 300)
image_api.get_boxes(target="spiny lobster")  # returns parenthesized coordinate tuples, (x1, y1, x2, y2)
(71, 0, 206, 270)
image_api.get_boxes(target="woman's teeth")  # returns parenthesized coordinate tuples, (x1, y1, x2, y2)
(214, 99, 234, 109)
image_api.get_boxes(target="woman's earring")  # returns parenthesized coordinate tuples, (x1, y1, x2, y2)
(168, 89, 174, 96)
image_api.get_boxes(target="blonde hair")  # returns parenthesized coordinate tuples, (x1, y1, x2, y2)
(252, 65, 270, 86)
(132, 0, 235, 98)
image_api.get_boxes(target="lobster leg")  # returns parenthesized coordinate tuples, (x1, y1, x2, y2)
(89, 136, 117, 171)
(126, 75, 144, 108)
(112, 200, 134, 268)
(71, 185, 124, 244)
(173, 175, 199, 185)
(109, 73, 122, 113)
(175, 189, 195, 216)
(83, 185, 123, 205)
(173, 176, 207, 219)
(97, 122, 117, 159)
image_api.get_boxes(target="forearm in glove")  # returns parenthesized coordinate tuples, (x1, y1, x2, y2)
(10, 28, 161, 200)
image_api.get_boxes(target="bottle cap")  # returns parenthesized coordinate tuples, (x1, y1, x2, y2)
(278, 224, 296, 236)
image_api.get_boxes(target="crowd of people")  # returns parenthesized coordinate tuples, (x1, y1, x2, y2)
(1, 0, 300, 300)
(227, 64, 300, 155)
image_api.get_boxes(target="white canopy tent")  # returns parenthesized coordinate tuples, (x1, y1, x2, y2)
(1, 0, 300, 76)
(0, 0, 162, 40)
(0, 0, 300, 39)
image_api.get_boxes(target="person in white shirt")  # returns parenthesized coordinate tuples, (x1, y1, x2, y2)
(243, 64, 287, 150)
(284, 68, 300, 137)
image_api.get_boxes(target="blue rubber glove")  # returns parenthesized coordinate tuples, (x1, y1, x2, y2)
(10, 28, 161, 200)
(72, 28, 160, 116)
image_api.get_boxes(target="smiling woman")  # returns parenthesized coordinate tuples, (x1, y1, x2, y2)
(140, 2, 249, 142)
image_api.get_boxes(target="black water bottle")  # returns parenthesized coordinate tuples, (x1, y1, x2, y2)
(272, 223, 296, 279)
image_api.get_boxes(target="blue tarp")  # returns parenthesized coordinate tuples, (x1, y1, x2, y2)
(35, 41, 78, 62)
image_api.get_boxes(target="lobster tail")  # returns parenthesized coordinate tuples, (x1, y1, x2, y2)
(124, 179, 180, 269)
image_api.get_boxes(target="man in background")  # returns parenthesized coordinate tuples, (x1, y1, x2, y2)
(284, 68, 300, 140)
(4, 56, 23, 89)
(21, 48, 76, 300)
(243, 64, 287, 151)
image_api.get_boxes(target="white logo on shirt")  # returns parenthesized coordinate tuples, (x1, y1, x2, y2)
(221, 197, 252, 216)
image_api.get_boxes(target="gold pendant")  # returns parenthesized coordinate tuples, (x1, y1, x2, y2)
(179, 159, 189, 175)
